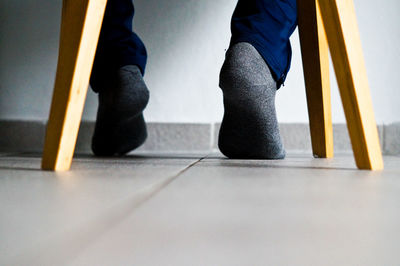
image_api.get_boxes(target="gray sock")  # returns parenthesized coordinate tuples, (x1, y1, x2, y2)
(218, 42, 285, 159)
(92, 65, 149, 156)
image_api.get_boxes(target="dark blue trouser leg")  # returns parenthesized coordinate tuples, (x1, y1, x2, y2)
(230, 0, 298, 88)
(90, 0, 147, 92)
(90, 0, 297, 91)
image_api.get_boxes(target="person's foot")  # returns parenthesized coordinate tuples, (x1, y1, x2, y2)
(91, 65, 149, 156)
(218, 42, 285, 159)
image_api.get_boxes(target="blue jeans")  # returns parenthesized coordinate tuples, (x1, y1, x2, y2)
(91, 0, 297, 90)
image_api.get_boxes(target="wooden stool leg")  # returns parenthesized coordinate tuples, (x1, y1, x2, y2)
(298, 0, 333, 158)
(318, 0, 383, 170)
(42, 0, 107, 171)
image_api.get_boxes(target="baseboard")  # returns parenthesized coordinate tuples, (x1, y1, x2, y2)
(0, 120, 398, 155)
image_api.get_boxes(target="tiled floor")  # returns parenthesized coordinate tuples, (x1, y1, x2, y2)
(0, 152, 399, 266)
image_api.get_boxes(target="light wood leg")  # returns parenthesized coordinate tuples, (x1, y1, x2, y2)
(318, 0, 383, 170)
(298, 0, 333, 158)
(42, 0, 107, 171)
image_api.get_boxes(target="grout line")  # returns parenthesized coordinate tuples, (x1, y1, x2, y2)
(210, 122, 215, 151)
(172, 156, 206, 179)
(381, 123, 386, 154)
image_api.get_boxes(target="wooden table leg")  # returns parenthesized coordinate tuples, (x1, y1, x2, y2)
(42, 0, 108, 171)
(298, 0, 334, 159)
(318, 0, 384, 170)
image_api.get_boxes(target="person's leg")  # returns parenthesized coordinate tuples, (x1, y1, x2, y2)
(218, 0, 297, 159)
(90, 0, 150, 156)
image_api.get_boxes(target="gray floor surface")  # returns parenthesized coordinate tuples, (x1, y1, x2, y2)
(0, 152, 399, 266)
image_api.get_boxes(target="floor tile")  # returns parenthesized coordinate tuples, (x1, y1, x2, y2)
(0, 153, 203, 265)
(66, 154, 400, 266)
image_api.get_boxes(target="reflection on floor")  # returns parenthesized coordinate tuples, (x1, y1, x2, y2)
(0, 152, 399, 266)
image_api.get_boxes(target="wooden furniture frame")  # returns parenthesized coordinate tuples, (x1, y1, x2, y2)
(42, 0, 384, 171)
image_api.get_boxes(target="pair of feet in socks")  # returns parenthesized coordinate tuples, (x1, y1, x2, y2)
(92, 42, 285, 159)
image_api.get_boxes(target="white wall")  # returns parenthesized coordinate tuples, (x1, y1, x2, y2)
(0, 0, 399, 124)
